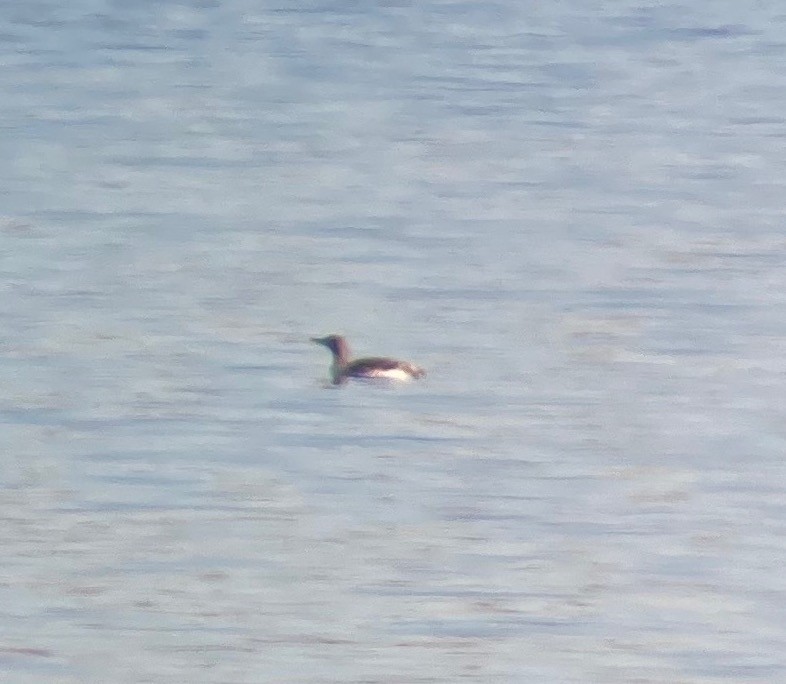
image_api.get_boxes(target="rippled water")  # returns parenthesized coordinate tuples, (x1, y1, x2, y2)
(2, 2, 786, 682)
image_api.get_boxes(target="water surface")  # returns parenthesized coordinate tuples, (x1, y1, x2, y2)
(2, 1, 786, 682)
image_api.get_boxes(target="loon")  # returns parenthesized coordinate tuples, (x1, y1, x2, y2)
(312, 334, 426, 385)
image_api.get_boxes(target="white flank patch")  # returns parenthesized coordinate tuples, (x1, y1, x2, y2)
(361, 368, 414, 381)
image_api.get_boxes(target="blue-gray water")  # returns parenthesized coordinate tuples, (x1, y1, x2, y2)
(2, 2, 786, 682)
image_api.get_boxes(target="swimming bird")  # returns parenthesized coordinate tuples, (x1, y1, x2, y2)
(312, 334, 425, 385)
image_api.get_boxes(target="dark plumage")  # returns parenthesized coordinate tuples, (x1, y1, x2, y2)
(311, 334, 425, 385)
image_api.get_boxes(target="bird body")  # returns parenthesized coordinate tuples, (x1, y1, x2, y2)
(312, 335, 425, 385)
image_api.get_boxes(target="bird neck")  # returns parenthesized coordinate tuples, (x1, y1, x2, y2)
(331, 341, 351, 368)
(329, 360, 344, 384)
